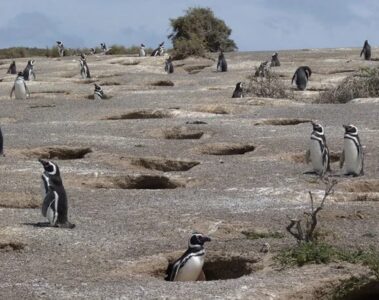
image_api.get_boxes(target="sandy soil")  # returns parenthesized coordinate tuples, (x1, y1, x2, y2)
(0, 48, 378, 299)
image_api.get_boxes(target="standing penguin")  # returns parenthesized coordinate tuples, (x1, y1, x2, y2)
(360, 40, 371, 60)
(305, 122, 330, 176)
(10, 72, 30, 100)
(165, 56, 174, 74)
(94, 83, 105, 100)
(79, 54, 91, 79)
(139, 44, 146, 57)
(340, 124, 364, 176)
(165, 233, 211, 282)
(271, 52, 280, 67)
(217, 51, 227, 72)
(232, 82, 244, 98)
(7, 60, 17, 74)
(38, 159, 75, 228)
(151, 42, 164, 56)
(292, 66, 312, 90)
(100, 42, 108, 53)
(23, 60, 36, 81)
(0, 126, 4, 156)
(56, 41, 65, 57)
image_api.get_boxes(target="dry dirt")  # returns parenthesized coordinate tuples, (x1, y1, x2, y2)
(0, 49, 378, 299)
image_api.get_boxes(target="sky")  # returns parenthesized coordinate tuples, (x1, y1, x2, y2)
(1, 0, 379, 51)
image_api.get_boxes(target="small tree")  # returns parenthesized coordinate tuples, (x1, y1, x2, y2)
(169, 7, 237, 59)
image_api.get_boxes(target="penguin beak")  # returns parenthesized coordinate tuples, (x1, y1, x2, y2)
(38, 159, 49, 167)
(202, 236, 211, 243)
(343, 124, 348, 128)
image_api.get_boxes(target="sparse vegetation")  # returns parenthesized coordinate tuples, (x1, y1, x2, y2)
(242, 230, 284, 240)
(169, 7, 237, 59)
(318, 67, 379, 103)
(246, 71, 290, 98)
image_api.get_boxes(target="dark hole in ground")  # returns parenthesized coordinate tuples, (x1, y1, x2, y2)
(0, 242, 25, 251)
(151, 80, 174, 87)
(163, 128, 204, 140)
(186, 121, 208, 125)
(29, 104, 56, 109)
(290, 151, 341, 164)
(86, 94, 112, 100)
(104, 110, 171, 120)
(255, 118, 311, 126)
(81, 175, 185, 189)
(131, 157, 200, 172)
(23, 146, 92, 160)
(199, 143, 255, 155)
(337, 281, 379, 300)
(100, 81, 121, 86)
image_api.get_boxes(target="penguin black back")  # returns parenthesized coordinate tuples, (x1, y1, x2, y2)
(232, 82, 244, 98)
(360, 40, 371, 60)
(292, 66, 312, 90)
(0, 126, 4, 156)
(23, 60, 35, 81)
(271, 52, 280, 67)
(7, 61, 17, 74)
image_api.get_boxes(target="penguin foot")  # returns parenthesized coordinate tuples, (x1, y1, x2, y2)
(58, 222, 76, 229)
(24, 222, 51, 227)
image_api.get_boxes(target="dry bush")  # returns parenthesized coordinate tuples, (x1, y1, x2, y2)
(318, 67, 379, 103)
(246, 71, 290, 99)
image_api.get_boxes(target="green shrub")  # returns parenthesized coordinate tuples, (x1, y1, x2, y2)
(246, 71, 290, 98)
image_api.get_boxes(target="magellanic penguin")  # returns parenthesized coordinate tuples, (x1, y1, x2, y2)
(7, 60, 17, 74)
(305, 122, 330, 177)
(165, 56, 174, 74)
(79, 54, 91, 79)
(23, 60, 36, 81)
(271, 52, 280, 67)
(39, 159, 75, 228)
(217, 50, 227, 72)
(292, 66, 312, 90)
(94, 83, 105, 100)
(56, 41, 65, 57)
(139, 44, 146, 57)
(232, 82, 244, 98)
(151, 42, 164, 56)
(340, 124, 364, 176)
(165, 233, 211, 282)
(10, 72, 30, 100)
(0, 126, 4, 156)
(100, 42, 108, 53)
(360, 40, 371, 60)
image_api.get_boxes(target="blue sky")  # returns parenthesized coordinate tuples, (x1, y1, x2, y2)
(1, 0, 379, 51)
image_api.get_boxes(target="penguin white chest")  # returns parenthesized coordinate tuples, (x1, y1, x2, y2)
(15, 81, 26, 99)
(309, 139, 323, 172)
(344, 139, 360, 172)
(176, 255, 204, 281)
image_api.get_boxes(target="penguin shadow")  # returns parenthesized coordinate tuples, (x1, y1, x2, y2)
(23, 222, 76, 229)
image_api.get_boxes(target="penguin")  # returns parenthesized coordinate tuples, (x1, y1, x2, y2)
(360, 40, 371, 60)
(340, 124, 364, 176)
(271, 52, 280, 67)
(305, 122, 330, 176)
(79, 54, 91, 79)
(165, 233, 211, 282)
(151, 42, 164, 56)
(100, 42, 111, 54)
(89, 48, 96, 55)
(10, 72, 30, 100)
(139, 44, 146, 57)
(232, 82, 244, 98)
(217, 51, 227, 72)
(255, 61, 271, 77)
(39, 159, 75, 228)
(22, 60, 36, 81)
(165, 56, 174, 74)
(56, 41, 65, 57)
(0, 126, 4, 156)
(7, 60, 17, 74)
(94, 83, 105, 100)
(292, 66, 312, 90)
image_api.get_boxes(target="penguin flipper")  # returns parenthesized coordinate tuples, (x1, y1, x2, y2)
(291, 73, 296, 85)
(339, 150, 345, 169)
(42, 190, 56, 218)
(305, 149, 310, 164)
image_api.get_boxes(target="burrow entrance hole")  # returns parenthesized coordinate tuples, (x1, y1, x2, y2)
(103, 110, 172, 120)
(22, 146, 92, 160)
(254, 118, 311, 126)
(0, 242, 25, 252)
(336, 281, 379, 300)
(131, 158, 200, 172)
(199, 143, 255, 155)
(161, 127, 204, 140)
(80, 175, 186, 189)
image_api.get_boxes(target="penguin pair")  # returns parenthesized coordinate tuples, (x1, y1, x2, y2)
(360, 40, 371, 61)
(10, 72, 30, 100)
(306, 122, 364, 177)
(23, 60, 36, 81)
(94, 83, 105, 100)
(139, 44, 146, 57)
(56, 41, 65, 57)
(292, 66, 312, 90)
(165, 233, 211, 281)
(165, 56, 174, 74)
(217, 50, 227, 72)
(39, 159, 75, 228)
(7, 61, 17, 74)
(232, 82, 244, 98)
(151, 42, 164, 56)
(79, 54, 91, 79)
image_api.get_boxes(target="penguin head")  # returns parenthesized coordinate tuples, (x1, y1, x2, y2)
(272, 52, 278, 57)
(188, 233, 211, 248)
(28, 60, 35, 66)
(311, 122, 324, 135)
(236, 82, 244, 89)
(17, 71, 23, 77)
(343, 124, 358, 135)
(94, 83, 102, 91)
(57, 41, 61, 45)
(39, 159, 60, 176)
(141, 44, 145, 48)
